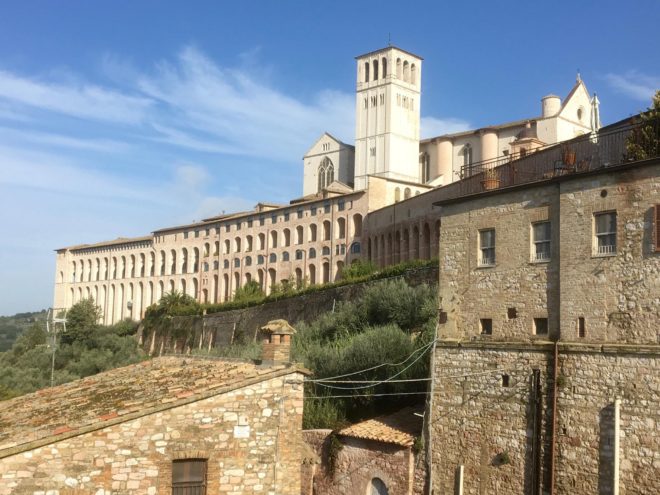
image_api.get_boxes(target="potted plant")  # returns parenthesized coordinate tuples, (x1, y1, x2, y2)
(480, 168, 500, 190)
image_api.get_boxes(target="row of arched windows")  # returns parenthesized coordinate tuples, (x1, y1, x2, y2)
(364, 56, 416, 84)
(367, 221, 439, 267)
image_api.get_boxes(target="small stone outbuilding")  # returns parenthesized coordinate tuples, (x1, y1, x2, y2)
(303, 406, 426, 495)
(0, 355, 307, 494)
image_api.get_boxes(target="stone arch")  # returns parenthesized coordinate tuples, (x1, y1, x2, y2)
(412, 225, 420, 260)
(352, 213, 363, 237)
(403, 60, 409, 82)
(270, 230, 278, 249)
(283, 228, 291, 247)
(372, 59, 378, 80)
(309, 224, 318, 242)
(323, 220, 331, 241)
(317, 157, 335, 192)
(423, 222, 431, 259)
(322, 261, 330, 283)
(394, 187, 401, 202)
(336, 217, 346, 239)
(296, 225, 304, 245)
(381, 56, 387, 78)
(308, 264, 316, 285)
(268, 268, 277, 294)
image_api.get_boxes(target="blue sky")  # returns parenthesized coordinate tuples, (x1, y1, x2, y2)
(0, 1, 658, 316)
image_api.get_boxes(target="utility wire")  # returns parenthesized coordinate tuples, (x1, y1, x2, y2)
(306, 338, 436, 383)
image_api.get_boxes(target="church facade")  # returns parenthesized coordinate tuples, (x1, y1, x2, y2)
(53, 45, 599, 324)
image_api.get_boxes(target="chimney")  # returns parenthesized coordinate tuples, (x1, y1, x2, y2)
(260, 319, 296, 363)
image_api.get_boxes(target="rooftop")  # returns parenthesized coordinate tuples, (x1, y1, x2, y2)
(338, 406, 423, 447)
(0, 356, 304, 458)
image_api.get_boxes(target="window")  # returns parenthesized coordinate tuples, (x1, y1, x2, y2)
(172, 459, 206, 495)
(350, 242, 361, 254)
(370, 477, 388, 495)
(205, 228, 210, 236)
(311, 206, 317, 216)
(479, 229, 495, 266)
(534, 317, 549, 335)
(213, 260, 219, 270)
(338, 200, 345, 211)
(235, 221, 241, 231)
(480, 318, 493, 335)
(271, 214, 277, 225)
(507, 307, 517, 319)
(225, 225, 230, 232)
(269, 253, 277, 263)
(295, 249, 304, 260)
(259, 217, 265, 226)
(223, 260, 229, 269)
(284, 212, 290, 222)
(183, 232, 189, 240)
(245, 256, 252, 266)
(324, 203, 331, 214)
(463, 144, 473, 169)
(282, 251, 290, 261)
(257, 255, 265, 265)
(578, 317, 586, 338)
(594, 212, 617, 255)
(194, 230, 200, 238)
(322, 246, 331, 256)
(317, 157, 334, 192)
(297, 209, 303, 219)
(247, 218, 253, 228)
(309, 248, 316, 259)
(502, 374, 510, 387)
(203, 262, 209, 272)
(532, 221, 551, 261)
(234, 258, 240, 268)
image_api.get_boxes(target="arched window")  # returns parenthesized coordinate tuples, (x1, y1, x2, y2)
(269, 253, 277, 263)
(224, 259, 229, 269)
(282, 251, 290, 262)
(317, 157, 335, 192)
(258, 233, 265, 250)
(234, 237, 241, 252)
(283, 229, 291, 247)
(309, 248, 316, 259)
(411, 63, 417, 85)
(364, 61, 370, 82)
(337, 217, 346, 239)
(350, 242, 361, 254)
(352, 213, 363, 237)
(295, 249, 304, 260)
(463, 144, 473, 170)
(270, 230, 278, 249)
(323, 220, 331, 241)
(404, 187, 411, 199)
(233, 258, 240, 268)
(296, 225, 304, 245)
(370, 477, 389, 495)
(420, 152, 430, 183)
(403, 60, 410, 82)
(246, 235, 253, 251)
(224, 239, 231, 255)
(396, 58, 402, 78)
(257, 255, 265, 265)
(372, 59, 379, 80)
(322, 246, 331, 256)
(309, 224, 318, 242)
(245, 256, 252, 266)
(395, 187, 401, 202)
(382, 57, 387, 78)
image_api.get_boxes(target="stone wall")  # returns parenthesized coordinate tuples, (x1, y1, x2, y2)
(301, 429, 426, 495)
(140, 265, 439, 355)
(0, 372, 305, 495)
(430, 342, 660, 495)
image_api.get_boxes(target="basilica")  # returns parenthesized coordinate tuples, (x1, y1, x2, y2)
(53, 45, 599, 324)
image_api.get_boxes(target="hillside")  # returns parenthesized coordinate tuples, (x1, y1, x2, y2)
(0, 310, 47, 352)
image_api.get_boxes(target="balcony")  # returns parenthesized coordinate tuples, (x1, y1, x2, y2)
(447, 119, 659, 200)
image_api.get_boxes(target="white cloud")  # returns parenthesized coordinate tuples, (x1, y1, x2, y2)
(604, 71, 659, 102)
(421, 116, 471, 139)
(0, 126, 130, 152)
(0, 70, 152, 123)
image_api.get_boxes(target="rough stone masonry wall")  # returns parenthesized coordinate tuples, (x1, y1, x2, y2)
(438, 184, 560, 341)
(431, 343, 660, 495)
(0, 372, 305, 495)
(558, 165, 660, 344)
(431, 344, 554, 495)
(301, 429, 416, 495)
(141, 265, 439, 355)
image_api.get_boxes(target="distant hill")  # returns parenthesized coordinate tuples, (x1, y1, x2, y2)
(0, 310, 47, 352)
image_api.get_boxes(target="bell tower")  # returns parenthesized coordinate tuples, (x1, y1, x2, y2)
(353, 46, 422, 190)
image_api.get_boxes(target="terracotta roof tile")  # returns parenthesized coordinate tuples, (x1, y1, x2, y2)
(0, 356, 301, 457)
(338, 406, 424, 447)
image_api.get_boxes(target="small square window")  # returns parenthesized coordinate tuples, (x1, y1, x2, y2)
(311, 206, 317, 216)
(594, 212, 617, 255)
(297, 209, 303, 219)
(338, 200, 345, 211)
(324, 203, 331, 214)
(194, 230, 200, 238)
(259, 217, 265, 226)
(532, 221, 551, 262)
(284, 212, 290, 222)
(225, 224, 230, 232)
(534, 318, 548, 335)
(480, 318, 493, 335)
(236, 221, 241, 231)
(479, 229, 495, 266)
(183, 232, 189, 240)
(247, 219, 253, 228)
(507, 307, 517, 319)
(271, 214, 277, 224)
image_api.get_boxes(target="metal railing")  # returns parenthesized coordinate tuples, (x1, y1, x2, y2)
(442, 118, 659, 200)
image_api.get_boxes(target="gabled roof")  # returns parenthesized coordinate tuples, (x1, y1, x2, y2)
(303, 132, 353, 158)
(355, 45, 423, 61)
(338, 406, 423, 447)
(0, 357, 306, 459)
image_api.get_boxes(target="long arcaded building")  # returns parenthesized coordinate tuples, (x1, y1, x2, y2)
(54, 45, 599, 324)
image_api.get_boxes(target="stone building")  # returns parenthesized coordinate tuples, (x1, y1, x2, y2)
(53, 44, 601, 324)
(302, 406, 425, 495)
(428, 140, 660, 493)
(0, 349, 307, 494)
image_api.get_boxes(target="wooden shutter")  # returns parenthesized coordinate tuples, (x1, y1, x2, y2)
(655, 204, 660, 252)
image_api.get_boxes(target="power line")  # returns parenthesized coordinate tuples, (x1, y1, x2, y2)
(306, 338, 436, 383)
(314, 378, 432, 384)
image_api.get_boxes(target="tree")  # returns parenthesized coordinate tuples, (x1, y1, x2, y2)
(60, 298, 103, 345)
(233, 280, 264, 302)
(626, 90, 660, 161)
